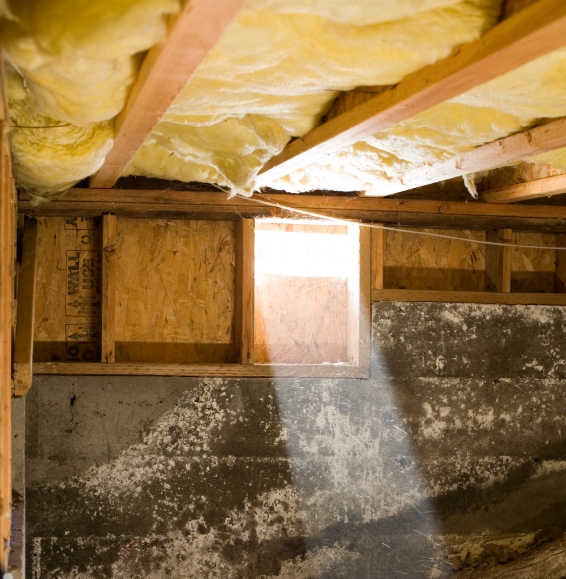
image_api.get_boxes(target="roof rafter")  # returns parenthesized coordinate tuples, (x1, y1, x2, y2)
(483, 172, 566, 203)
(375, 117, 566, 196)
(90, 0, 247, 189)
(255, 0, 566, 187)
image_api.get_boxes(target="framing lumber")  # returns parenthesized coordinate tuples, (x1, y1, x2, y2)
(101, 215, 117, 363)
(348, 226, 371, 367)
(90, 0, 246, 188)
(370, 225, 384, 291)
(31, 362, 369, 379)
(378, 118, 566, 196)
(256, 0, 566, 186)
(19, 190, 566, 232)
(371, 289, 566, 305)
(483, 172, 566, 203)
(234, 219, 255, 364)
(0, 55, 13, 569)
(13, 219, 38, 397)
(485, 228, 512, 292)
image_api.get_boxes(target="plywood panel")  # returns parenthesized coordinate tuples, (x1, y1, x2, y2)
(34, 217, 101, 362)
(115, 219, 235, 363)
(384, 229, 486, 291)
(511, 232, 556, 293)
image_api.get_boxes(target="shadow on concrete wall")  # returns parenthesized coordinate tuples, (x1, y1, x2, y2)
(25, 303, 566, 578)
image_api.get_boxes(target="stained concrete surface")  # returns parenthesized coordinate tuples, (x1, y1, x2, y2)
(25, 303, 566, 577)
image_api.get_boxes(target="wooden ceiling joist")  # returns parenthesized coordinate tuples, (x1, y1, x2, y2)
(89, 0, 247, 189)
(255, 0, 566, 187)
(17, 189, 566, 232)
(376, 116, 566, 196)
(483, 172, 566, 203)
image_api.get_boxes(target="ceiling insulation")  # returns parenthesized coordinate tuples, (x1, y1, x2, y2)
(2, 0, 566, 196)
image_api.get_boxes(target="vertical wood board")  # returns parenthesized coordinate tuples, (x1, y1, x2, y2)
(102, 215, 117, 363)
(13, 219, 38, 396)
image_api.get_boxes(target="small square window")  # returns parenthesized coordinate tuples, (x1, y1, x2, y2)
(253, 220, 369, 367)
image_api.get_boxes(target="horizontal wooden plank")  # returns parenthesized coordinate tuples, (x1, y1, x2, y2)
(256, 0, 566, 185)
(18, 190, 566, 231)
(483, 172, 566, 203)
(371, 289, 566, 305)
(377, 117, 566, 196)
(32, 362, 369, 379)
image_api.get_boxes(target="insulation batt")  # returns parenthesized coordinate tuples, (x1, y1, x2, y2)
(2, 0, 179, 193)
(2, 0, 566, 195)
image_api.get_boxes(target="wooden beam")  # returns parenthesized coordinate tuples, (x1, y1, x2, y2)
(371, 117, 566, 196)
(371, 289, 566, 305)
(101, 215, 117, 363)
(90, 0, 246, 188)
(31, 362, 369, 379)
(483, 172, 566, 203)
(234, 218, 255, 364)
(19, 189, 566, 232)
(256, 0, 566, 186)
(485, 228, 512, 292)
(13, 219, 38, 397)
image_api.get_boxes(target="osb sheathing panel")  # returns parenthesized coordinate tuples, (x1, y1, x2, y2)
(383, 229, 486, 291)
(34, 217, 102, 362)
(115, 219, 235, 363)
(511, 232, 557, 293)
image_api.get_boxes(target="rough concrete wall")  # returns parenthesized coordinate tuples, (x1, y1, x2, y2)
(25, 303, 566, 578)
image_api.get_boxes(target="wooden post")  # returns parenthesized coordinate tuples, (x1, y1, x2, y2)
(554, 233, 566, 293)
(348, 225, 371, 367)
(0, 66, 14, 566)
(370, 224, 384, 291)
(485, 228, 512, 292)
(101, 215, 117, 363)
(13, 219, 38, 397)
(234, 218, 255, 364)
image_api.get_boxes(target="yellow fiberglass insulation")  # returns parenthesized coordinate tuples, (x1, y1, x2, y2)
(124, 0, 504, 193)
(273, 45, 566, 194)
(4, 0, 565, 196)
(1, 0, 179, 194)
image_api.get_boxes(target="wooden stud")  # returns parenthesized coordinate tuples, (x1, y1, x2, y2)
(234, 218, 255, 364)
(350, 225, 371, 368)
(32, 362, 369, 380)
(483, 172, 566, 203)
(0, 53, 13, 568)
(13, 219, 38, 397)
(485, 228, 512, 292)
(371, 289, 566, 305)
(555, 233, 566, 293)
(18, 189, 566, 232)
(256, 0, 566, 186)
(102, 215, 117, 363)
(90, 0, 247, 188)
(370, 224, 384, 291)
